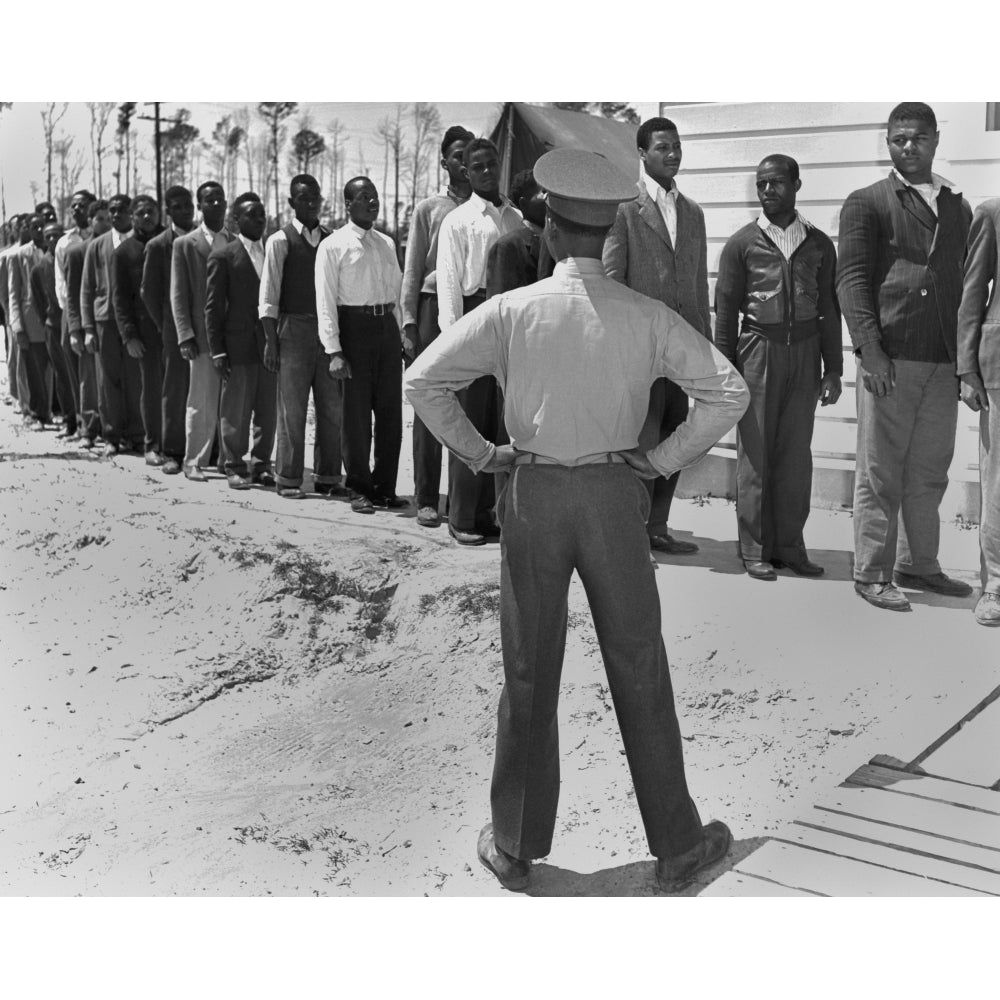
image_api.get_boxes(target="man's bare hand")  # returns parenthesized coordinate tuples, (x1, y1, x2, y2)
(402, 323, 418, 365)
(212, 355, 230, 378)
(619, 447, 660, 480)
(859, 343, 895, 397)
(125, 338, 145, 359)
(960, 372, 990, 412)
(328, 353, 351, 380)
(69, 333, 84, 356)
(819, 372, 842, 407)
(84, 332, 97, 354)
(178, 340, 198, 361)
(263, 336, 279, 374)
(482, 444, 517, 473)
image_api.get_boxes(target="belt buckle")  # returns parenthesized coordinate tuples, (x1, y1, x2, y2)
(371, 303, 387, 317)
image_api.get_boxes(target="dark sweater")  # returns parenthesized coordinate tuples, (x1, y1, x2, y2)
(714, 220, 842, 376)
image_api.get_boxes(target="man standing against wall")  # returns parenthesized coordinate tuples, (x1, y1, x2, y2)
(715, 155, 842, 580)
(400, 125, 474, 527)
(604, 116, 712, 557)
(838, 102, 973, 612)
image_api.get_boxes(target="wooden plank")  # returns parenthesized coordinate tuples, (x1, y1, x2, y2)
(798, 806, 1000, 876)
(681, 165, 888, 207)
(735, 840, 980, 896)
(682, 130, 891, 173)
(662, 102, 891, 137)
(701, 203, 844, 244)
(917, 698, 1000, 789)
(847, 763, 1000, 815)
(699, 870, 822, 897)
(778, 823, 1000, 895)
(815, 785, 1000, 850)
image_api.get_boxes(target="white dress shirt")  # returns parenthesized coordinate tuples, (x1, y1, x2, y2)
(258, 217, 325, 321)
(891, 168, 959, 218)
(54, 227, 88, 310)
(756, 211, 809, 259)
(643, 172, 678, 247)
(238, 234, 265, 279)
(112, 228, 132, 250)
(405, 256, 748, 474)
(315, 221, 402, 355)
(435, 192, 522, 329)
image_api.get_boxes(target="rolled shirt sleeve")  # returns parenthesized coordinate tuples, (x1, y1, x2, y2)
(258, 228, 288, 322)
(315, 238, 342, 354)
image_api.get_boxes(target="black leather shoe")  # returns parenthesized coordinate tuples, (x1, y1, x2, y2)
(477, 823, 530, 891)
(772, 557, 824, 577)
(449, 523, 486, 546)
(227, 473, 252, 490)
(650, 533, 699, 555)
(655, 820, 732, 893)
(744, 560, 777, 581)
(252, 470, 276, 488)
(161, 457, 182, 475)
(315, 481, 351, 497)
(351, 495, 376, 514)
(892, 571, 973, 598)
(373, 493, 409, 509)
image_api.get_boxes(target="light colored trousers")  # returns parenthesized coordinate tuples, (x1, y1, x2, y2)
(183, 351, 221, 470)
(853, 359, 958, 583)
(978, 388, 1000, 594)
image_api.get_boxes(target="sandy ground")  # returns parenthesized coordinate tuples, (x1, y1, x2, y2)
(1, 363, 998, 898)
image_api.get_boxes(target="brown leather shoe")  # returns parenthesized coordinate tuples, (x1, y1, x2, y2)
(893, 571, 973, 598)
(477, 823, 530, 891)
(655, 820, 732, 893)
(772, 557, 824, 577)
(416, 505, 440, 527)
(744, 560, 777, 581)
(974, 592, 1000, 627)
(650, 533, 699, 555)
(855, 581, 910, 611)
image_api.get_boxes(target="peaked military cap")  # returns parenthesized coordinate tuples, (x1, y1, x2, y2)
(533, 148, 637, 226)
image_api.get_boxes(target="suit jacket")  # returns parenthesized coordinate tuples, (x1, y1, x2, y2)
(603, 181, 711, 337)
(957, 198, 1000, 387)
(64, 238, 89, 335)
(141, 226, 179, 347)
(114, 231, 163, 346)
(171, 227, 234, 351)
(485, 225, 554, 298)
(836, 173, 972, 363)
(204, 238, 266, 365)
(9, 242, 47, 342)
(81, 229, 118, 335)
(29, 253, 61, 329)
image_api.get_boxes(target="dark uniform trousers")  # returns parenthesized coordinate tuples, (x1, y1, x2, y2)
(338, 308, 402, 499)
(59, 312, 83, 430)
(135, 325, 164, 454)
(274, 314, 343, 489)
(448, 292, 501, 531)
(219, 362, 277, 478)
(491, 461, 704, 861)
(411, 291, 444, 509)
(16, 340, 51, 422)
(45, 322, 77, 433)
(735, 332, 821, 563)
(96, 318, 143, 447)
(638, 378, 689, 536)
(78, 349, 101, 441)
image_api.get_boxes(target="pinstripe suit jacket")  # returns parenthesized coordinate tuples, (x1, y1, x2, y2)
(836, 173, 971, 363)
(957, 198, 1000, 387)
(603, 181, 711, 337)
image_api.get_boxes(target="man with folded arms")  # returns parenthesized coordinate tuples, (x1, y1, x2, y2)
(406, 149, 748, 895)
(316, 177, 405, 514)
(205, 192, 276, 490)
(715, 155, 842, 580)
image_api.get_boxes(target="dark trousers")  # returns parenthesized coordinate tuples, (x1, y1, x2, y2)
(735, 334, 821, 563)
(45, 322, 77, 433)
(78, 349, 101, 441)
(338, 310, 403, 499)
(5, 326, 18, 401)
(161, 330, 190, 461)
(135, 334, 164, 454)
(219, 361, 277, 477)
(638, 378, 690, 536)
(411, 292, 444, 509)
(275, 314, 343, 489)
(60, 314, 82, 428)
(448, 293, 500, 531)
(492, 463, 704, 860)
(17, 339, 51, 421)
(96, 320, 143, 446)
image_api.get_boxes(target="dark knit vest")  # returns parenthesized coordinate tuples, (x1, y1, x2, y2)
(278, 222, 329, 315)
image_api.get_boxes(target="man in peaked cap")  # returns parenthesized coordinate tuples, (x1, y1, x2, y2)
(405, 148, 748, 894)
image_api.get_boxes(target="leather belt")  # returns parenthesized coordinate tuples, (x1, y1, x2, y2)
(339, 303, 395, 317)
(512, 452, 627, 467)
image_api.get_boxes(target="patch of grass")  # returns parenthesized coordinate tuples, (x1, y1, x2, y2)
(420, 581, 501, 622)
(233, 820, 367, 876)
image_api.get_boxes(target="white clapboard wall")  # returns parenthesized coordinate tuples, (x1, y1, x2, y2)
(665, 102, 1000, 519)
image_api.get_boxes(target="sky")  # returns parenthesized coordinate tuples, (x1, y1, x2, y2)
(0, 101, 659, 220)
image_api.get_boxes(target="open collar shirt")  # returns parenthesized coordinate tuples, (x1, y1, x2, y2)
(643, 172, 679, 247)
(315, 221, 402, 355)
(756, 210, 809, 259)
(891, 168, 958, 218)
(404, 256, 748, 474)
(54, 226, 89, 310)
(435, 191, 522, 330)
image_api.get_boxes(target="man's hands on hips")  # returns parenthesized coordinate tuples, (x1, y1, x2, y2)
(328, 352, 351, 380)
(858, 342, 895, 397)
(819, 373, 842, 406)
(619, 447, 660, 480)
(960, 372, 990, 412)
(482, 444, 517, 473)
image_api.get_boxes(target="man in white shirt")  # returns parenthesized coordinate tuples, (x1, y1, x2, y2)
(406, 148, 747, 894)
(435, 138, 522, 544)
(316, 177, 404, 514)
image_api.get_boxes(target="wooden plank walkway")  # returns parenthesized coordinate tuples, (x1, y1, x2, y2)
(705, 685, 1000, 896)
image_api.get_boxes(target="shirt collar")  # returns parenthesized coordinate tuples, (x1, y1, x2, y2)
(643, 172, 677, 203)
(890, 168, 959, 196)
(470, 191, 511, 215)
(292, 217, 323, 237)
(346, 220, 371, 239)
(200, 221, 225, 242)
(523, 219, 543, 236)
(554, 256, 605, 278)
(238, 233, 263, 254)
(757, 210, 809, 232)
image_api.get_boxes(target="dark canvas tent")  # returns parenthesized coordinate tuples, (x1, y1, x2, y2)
(488, 103, 639, 196)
